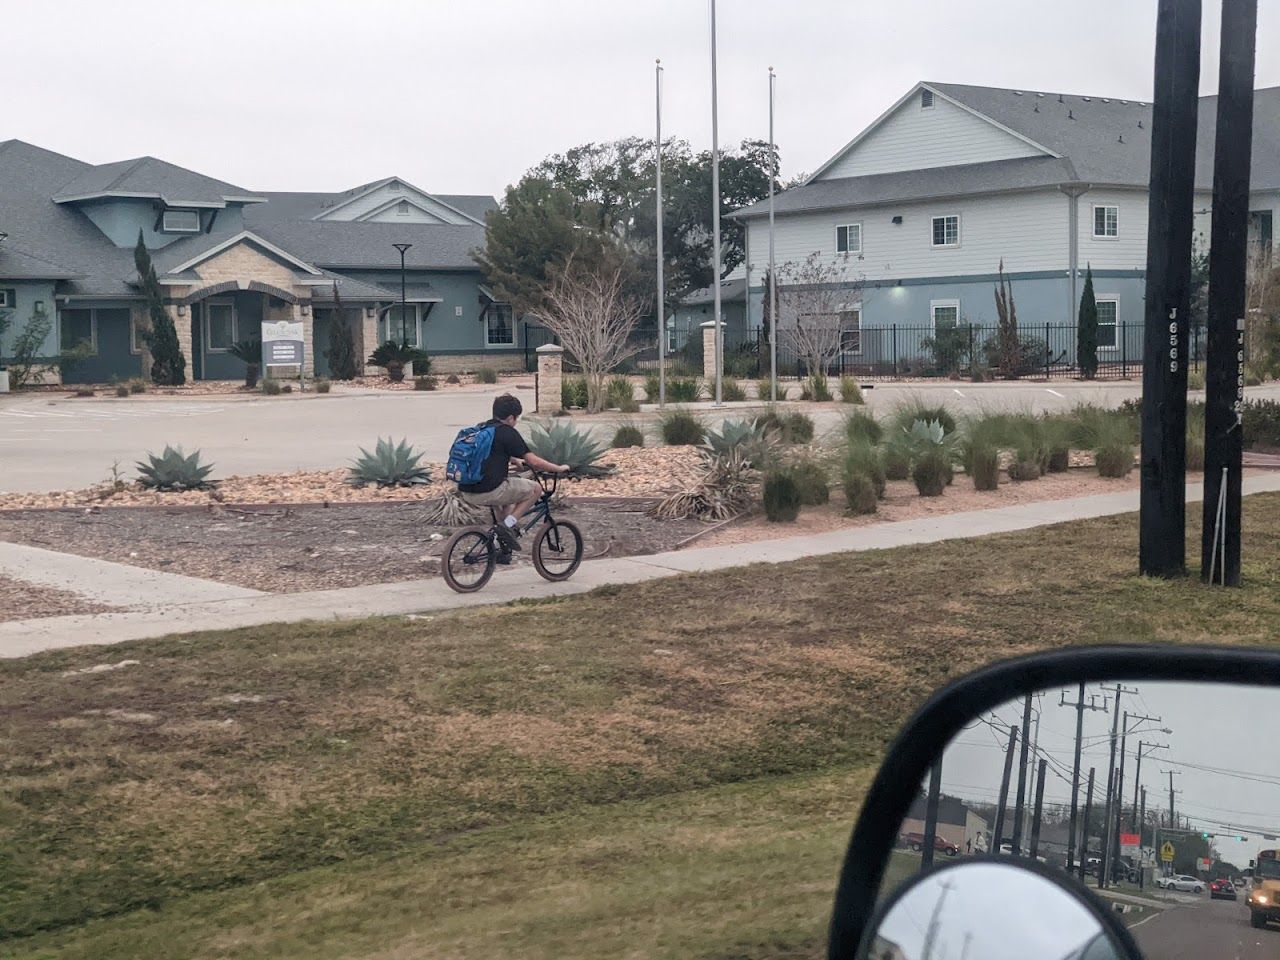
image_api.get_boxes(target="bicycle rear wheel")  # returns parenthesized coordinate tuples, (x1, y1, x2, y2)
(531, 519, 584, 581)
(442, 526, 497, 593)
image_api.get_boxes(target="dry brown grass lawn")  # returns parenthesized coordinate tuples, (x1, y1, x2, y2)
(6, 495, 1280, 958)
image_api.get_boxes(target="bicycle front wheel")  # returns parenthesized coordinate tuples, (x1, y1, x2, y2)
(531, 519, 584, 582)
(441, 526, 496, 593)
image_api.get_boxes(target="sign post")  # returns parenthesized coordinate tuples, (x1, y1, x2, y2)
(262, 319, 304, 374)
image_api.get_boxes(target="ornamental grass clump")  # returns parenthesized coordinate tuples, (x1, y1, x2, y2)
(414, 375, 438, 391)
(347, 437, 431, 487)
(661, 409, 706, 446)
(756, 375, 781, 401)
(136, 445, 216, 491)
(800, 373, 834, 402)
(561, 377, 589, 409)
(611, 422, 646, 449)
(790, 458, 831, 506)
(762, 470, 802, 522)
(843, 469, 878, 515)
(1094, 416, 1136, 478)
(721, 377, 748, 402)
(1186, 415, 1206, 471)
(667, 377, 703, 403)
(527, 421, 614, 477)
(899, 419, 956, 497)
(968, 439, 1000, 491)
(1043, 415, 1073, 473)
(605, 376, 636, 410)
(844, 440, 886, 499)
(644, 373, 661, 402)
(475, 367, 498, 384)
(844, 409, 883, 446)
(756, 409, 815, 445)
(839, 376, 865, 404)
(892, 398, 958, 436)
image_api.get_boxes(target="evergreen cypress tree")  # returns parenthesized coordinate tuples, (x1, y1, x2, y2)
(326, 283, 359, 380)
(1077, 264, 1099, 380)
(134, 231, 186, 385)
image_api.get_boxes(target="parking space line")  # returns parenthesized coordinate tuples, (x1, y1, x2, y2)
(1046, 388, 1065, 398)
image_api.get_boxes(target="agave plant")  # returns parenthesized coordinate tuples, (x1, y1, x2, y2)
(704, 418, 776, 468)
(347, 437, 432, 487)
(526, 421, 615, 477)
(135, 445, 216, 491)
(650, 449, 756, 522)
(421, 487, 486, 525)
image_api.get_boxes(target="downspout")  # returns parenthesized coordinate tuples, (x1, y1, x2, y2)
(1059, 183, 1091, 321)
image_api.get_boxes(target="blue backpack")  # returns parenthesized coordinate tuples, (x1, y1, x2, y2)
(446, 421, 496, 484)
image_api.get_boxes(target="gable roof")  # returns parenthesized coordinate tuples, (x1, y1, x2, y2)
(153, 230, 323, 277)
(53, 156, 265, 207)
(309, 175, 489, 226)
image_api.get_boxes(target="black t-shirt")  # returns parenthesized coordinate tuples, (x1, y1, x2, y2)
(458, 421, 530, 494)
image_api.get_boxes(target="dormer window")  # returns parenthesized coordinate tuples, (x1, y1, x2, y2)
(161, 209, 201, 233)
(921, 89, 934, 110)
(389, 181, 401, 193)
(396, 200, 411, 216)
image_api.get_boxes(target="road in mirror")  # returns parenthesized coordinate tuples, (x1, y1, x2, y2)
(865, 862, 1122, 960)
(880, 682, 1280, 959)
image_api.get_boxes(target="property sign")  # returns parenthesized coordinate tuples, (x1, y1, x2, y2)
(262, 319, 304, 367)
(1119, 833, 1141, 854)
(1161, 842, 1176, 863)
(1198, 857, 1212, 873)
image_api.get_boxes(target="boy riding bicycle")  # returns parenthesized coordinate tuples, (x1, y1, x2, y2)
(454, 394, 569, 562)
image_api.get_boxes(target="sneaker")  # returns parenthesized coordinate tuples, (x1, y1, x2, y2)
(495, 550, 514, 566)
(495, 523, 521, 553)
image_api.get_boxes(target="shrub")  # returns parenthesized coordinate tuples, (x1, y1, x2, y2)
(281, 384, 294, 394)
(969, 440, 1000, 491)
(368, 341, 429, 380)
(843, 470, 878, 514)
(1094, 416, 1135, 478)
(127, 378, 147, 395)
(790, 458, 831, 506)
(800, 373, 834, 402)
(1186, 415, 1206, 471)
(114, 385, 129, 398)
(261, 378, 282, 396)
(1008, 458, 1042, 482)
(611, 423, 646, 449)
(892, 399, 957, 436)
(527, 421, 614, 476)
(1042, 416, 1072, 472)
(844, 410, 883, 445)
(762, 471, 802, 522)
(756, 375, 781, 401)
(883, 443, 911, 480)
(644, 373, 661, 402)
(561, 376, 589, 409)
(661, 409, 705, 446)
(1012, 419, 1048, 477)
(844, 441, 886, 499)
(446, 373, 461, 385)
(475, 367, 498, 384)
(605, 376, 635, 409)
(230, 338, 263, 388)
(721, 377, 748, 403)
(315, 379, 332, 394)
(1069, 403, 1137, 449)
(72, 387, 94, 398)
(650, 449, 755, 521)
(414, 375, 438, 391)
(839, 377, 864, 404)
(912, 450, 950, 497)
(347, 437, 431, 487)
(1188, 368, 1206, 391)
(1242, 399, 1280, 449)
(668, 377, 703, 403)
(136, 445, 215, 491)
(754, 409, 815, 445)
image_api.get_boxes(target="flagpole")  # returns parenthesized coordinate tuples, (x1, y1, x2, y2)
(768, 66, 778, 402)
(709, 0, 723, 406)
(655, 58, 666, 409)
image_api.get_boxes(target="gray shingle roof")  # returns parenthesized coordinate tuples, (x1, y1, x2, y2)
(311, 271, 397, 302)
(0, 243, 81, 280)
(245, 190, 496, 225)
(682, 277, 747, 304)
(52, 156, 264, 206)
(250, 220, 486, 271)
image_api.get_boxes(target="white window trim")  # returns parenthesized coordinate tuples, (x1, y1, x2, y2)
(380, 303, 421, 346)
(930, 299, 961, 333)
(1096, 296, 1120, 352)
(1092, 205, 1119, 240)
(60, 307, 99, 355)
(836, 222, 863, 256)
(130, 312, 143, 355)
(931, 214, 961, 249)
(0, 289, 13, 308)
(838, 305, 863, 356)
(485, 303, 516, 347)
(204, 299, 238, 353)
(161, 209, 202, 233)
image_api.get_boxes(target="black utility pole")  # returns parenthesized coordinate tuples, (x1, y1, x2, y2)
(1114, 712, 1161, 876)
(1011, 695, 1033, 856)
(1132, 741, 1169, 830)
(392, 243, 413, 347)
(1202, 0, 1259, 586)
(921, 762, 943, 872)
(1100, 686, 1129, 887)
(1080, 767, 1096, 883)
(993, 725, 1018, 855)
(1139, 0, 1202, 577)
(1140, 787, 1149, 889)
(1029, 759, 1048, 859)
(1062, 684, 1105, 875)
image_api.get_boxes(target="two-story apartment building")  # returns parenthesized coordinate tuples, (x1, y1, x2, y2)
(732, 81, 1280, 368)
(0, 140, 519, 384)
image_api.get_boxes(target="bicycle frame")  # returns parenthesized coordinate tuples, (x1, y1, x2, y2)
(461, 473, 564, 564)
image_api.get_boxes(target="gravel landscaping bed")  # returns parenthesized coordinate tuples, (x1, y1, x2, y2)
(0, 499, 708, 594)
(0, 574, 115, 623)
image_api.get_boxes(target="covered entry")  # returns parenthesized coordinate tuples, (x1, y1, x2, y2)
(183, 281, 302, 381)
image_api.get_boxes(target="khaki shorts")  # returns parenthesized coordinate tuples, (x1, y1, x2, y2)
(459, 476, 541, 508)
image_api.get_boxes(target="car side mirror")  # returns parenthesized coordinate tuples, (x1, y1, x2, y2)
(826, 645, 1280, 960)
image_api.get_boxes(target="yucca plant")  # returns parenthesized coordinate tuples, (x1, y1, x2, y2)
(527, 421, 614, 477)
(229, 338, 262, 388)
(346, 437, 431, 487)
(421, 488, 487, 526)
(650, 449, 756, 522)
(136, 445, 216, 491)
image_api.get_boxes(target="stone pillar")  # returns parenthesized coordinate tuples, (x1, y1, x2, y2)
(361, 306, 380, 375)
(536, 343, 564, 414)
(700, 320, 724, 383)
(168, 303, 193, 380)
(297, 301, 314, 378)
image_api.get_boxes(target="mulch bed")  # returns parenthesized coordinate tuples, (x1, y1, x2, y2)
(0, 574, 115, 623)
(0, 499, 708, 594)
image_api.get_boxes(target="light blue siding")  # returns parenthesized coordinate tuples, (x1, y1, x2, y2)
(0, 282, 58, 363)
(79, 198, 246, 248)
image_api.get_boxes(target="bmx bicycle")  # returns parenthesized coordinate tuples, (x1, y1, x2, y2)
(440, 470, 584, 593)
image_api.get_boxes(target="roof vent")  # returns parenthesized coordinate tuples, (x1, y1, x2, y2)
(1036, 92, 1046, 98)
(1058, 94, 1065, 103)
(1102, 98, 1111, 103)
(1118, 134, 1125, 143)
(1013, 90, 1024, 96)
(1138, 120, 1144, 129)
(1034, 104, 1040, 112)
(1082, 97, 1092, 102)
(1120, 100, 1129, 105)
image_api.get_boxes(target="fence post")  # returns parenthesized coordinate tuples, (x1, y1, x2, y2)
(1121, 321, 1127, 379)
(968, 324, 976, 379)
(892, 324, 898, 379)
(1045, 322, 1051, 380)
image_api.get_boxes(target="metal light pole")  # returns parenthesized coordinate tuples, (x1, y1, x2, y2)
(655, 59, 667, 409)
(709, 0, 723, 406)
(767, 66, 778, 401)
(393, 243, 413, 347)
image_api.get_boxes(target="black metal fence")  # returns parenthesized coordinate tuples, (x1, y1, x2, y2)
(525, 321, 1204, 381)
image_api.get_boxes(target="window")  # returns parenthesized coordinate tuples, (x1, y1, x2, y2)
(931, 300, 960, 331)
(382, 304, 418, 346)
(1096, 298, 1118, 350)
(931, 215, 959, 247)
(0, 289, 13, 308)
(836, 223, 862, 255)
(130, 313, 143, 354)
(487, 303, 515, 346)
(161, 209, 201, 233)
(205, 301, 237, 351)
(921, 89, 934, 109)
(60, 307, 96, 353)
(396, 200, 411, 216)
(1093, 205, 1119, 239)
(1250, 210, 1274, 250)
(839, 308, 862, 355)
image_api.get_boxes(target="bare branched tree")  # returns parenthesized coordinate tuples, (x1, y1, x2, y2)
(538, 257, 647, 413)
(1245, 240, 1280, 376)
(777, 251, 863, 378)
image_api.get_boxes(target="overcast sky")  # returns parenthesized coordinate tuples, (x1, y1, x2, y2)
(4, 1, 1279, 199)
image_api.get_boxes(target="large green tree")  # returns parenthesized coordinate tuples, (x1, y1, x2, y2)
(135, 232, 186, 385)
(1078, 264, 1099, 380)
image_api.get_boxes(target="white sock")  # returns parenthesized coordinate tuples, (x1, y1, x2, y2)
(504, 515, 518, 529)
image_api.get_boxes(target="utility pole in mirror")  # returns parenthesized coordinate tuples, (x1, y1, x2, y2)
(992, 725, 1017, 858)
(1029, 759, 1048, 859)
(1062, 684, 1106, 875)
(1011, 695, 1033, 856)
(1080, 767, 1096, 883)
(1113, 711, 1162, 883)
(1202, 0, 1259, 586)
(1099, 684, 1137, 886)
(1139, 787, 1148, 889)
(1139, 0, 1202, 577)
(921, 761, 943, 871)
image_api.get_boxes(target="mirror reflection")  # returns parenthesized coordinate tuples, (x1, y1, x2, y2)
(866, 861, 1122, 960)
(883, 682, 1280, 956)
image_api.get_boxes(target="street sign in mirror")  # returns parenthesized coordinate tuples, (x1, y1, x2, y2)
(262, 319, 304, 368)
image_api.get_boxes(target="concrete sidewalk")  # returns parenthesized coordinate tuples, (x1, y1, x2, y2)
(5, 473, 1280, 659)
